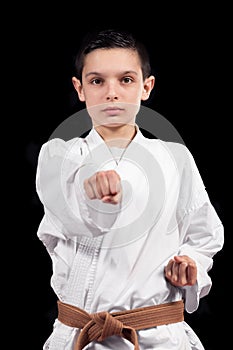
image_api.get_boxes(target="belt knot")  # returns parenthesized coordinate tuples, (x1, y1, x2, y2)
(91, 311, 123, 341)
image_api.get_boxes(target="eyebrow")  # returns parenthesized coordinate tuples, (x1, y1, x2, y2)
(84, 70, 139, 78)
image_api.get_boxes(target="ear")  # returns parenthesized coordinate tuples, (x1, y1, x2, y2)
(141, 75, 155, 101)
(72, 77, 85, 102)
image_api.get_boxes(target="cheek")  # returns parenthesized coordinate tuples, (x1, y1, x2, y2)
(133, 94, 144, 106)
(83, 92, 100, 107)
(86, 100, 101, 111)
(125, 88, 143, 103)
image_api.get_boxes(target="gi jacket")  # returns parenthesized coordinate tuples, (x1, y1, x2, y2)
(36, 127, 224, 350)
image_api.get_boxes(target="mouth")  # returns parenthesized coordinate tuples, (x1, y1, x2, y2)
(102, 106, 124, 116)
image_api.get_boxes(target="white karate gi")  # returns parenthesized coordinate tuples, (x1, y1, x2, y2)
(36, 126, 224, 350)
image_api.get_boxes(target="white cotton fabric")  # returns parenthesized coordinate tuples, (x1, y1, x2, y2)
(36, 127, 224, 350)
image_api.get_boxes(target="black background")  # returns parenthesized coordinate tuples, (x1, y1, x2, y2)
(14, 5, 229, 350)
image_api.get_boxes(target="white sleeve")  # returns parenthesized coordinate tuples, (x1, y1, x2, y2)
(36, 138, 120, 242)
(175, 146, 224, 313)
(178, 202, 224, 313)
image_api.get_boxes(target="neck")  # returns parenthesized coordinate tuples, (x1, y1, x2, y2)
(95, 124, 137, 148)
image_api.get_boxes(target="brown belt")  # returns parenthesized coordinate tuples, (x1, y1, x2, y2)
(57, 299, 184, 350)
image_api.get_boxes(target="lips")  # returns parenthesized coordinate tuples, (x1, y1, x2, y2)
(102, 107, 124, 116)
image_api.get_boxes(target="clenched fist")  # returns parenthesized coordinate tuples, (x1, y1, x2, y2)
(84, 170, 122, 205)
(164, 255, 197, 287)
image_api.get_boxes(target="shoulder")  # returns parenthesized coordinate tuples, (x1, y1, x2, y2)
(39, 136, 82, 153)
(142, 137, 192, 166)
(38, 137, 85, 162)
(162, 141, 194, 166)
(36, 137, 87, 196)
(144, 138, 204, 184)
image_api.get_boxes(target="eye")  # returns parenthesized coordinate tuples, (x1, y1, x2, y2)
(90, 78, 102, 85)
(122, 77, 133, 84)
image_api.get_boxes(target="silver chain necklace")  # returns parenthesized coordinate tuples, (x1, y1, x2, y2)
(106, 144, 129, 166)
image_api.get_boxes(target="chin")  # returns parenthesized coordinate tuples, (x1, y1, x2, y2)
(105, 123, 125, 128)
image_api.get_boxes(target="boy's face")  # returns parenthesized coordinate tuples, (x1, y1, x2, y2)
(72, 48, 154, 128)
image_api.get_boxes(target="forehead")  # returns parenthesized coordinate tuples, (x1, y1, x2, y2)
(83, 48, 141, 73)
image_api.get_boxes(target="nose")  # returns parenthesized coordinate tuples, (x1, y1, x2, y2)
(106, 82, 119, 101)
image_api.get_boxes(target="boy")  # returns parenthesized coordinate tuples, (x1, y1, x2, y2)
(36, 29, 224, 349)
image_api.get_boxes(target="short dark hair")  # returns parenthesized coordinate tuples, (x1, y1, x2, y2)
(73, 29, 152, 82)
